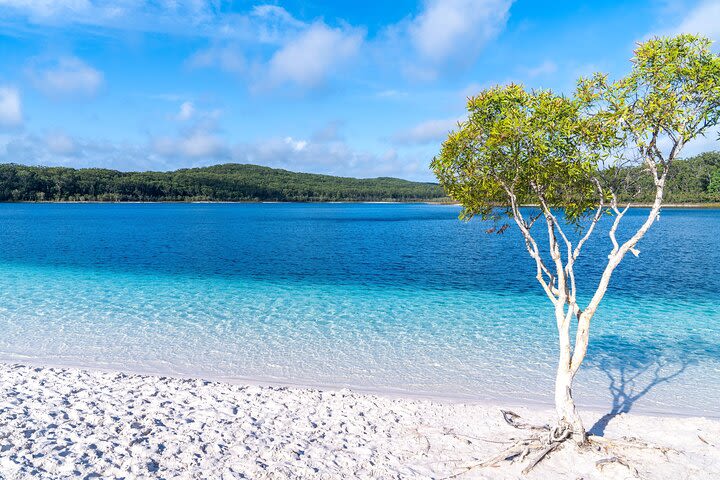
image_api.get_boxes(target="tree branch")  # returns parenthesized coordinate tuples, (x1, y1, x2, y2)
(497, 179, 559, 304)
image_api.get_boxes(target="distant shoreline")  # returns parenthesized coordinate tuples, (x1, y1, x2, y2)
(0, 199, 454, 205)
(3, 161, 719, 205)
(1, 200, 718, 208)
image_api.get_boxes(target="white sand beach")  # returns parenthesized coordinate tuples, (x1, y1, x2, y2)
(1, 363, 718, 479)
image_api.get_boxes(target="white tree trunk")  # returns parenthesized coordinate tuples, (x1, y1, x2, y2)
(554, 360, 585, 443)
(554, 308, 587, 444)
(508, 165, 670, 448)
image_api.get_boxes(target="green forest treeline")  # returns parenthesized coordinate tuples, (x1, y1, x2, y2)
(0, 163, 445, 202)
(0, 151, 719, 203)
(615, 151, 720, 203)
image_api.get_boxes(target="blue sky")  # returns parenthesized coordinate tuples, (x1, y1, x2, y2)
(0, 0, 718, 180)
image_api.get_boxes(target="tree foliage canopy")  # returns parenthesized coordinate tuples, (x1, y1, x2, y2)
(432, 34, 720, 222)
(432, 84, 614, 224)
(579, 34, 720, 194)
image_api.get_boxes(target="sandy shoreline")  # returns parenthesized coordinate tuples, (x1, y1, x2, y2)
(1, 363, 719, 479)
(1, 356, 712, 420)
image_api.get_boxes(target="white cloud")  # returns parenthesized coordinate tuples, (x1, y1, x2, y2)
(375, 89, 409, 99)
(45, 131, 77, 154)
(27, 56, 103, 98)
(0, 130, 435, 180)
(373, 0, 512, 81)
(155, 102, 226, 158)
(181, 131, 225, 157)
(175, 101, 195, 121)
(232, 137, 431, 179)
(0, 0, 107, 20)
(153, 129, 227, 159)
(284, 136, 308, 152)
(392, 117, 460, 145)
(249, 5, 306, 44)
(266, 22, 364, 88)
(0, 1, 303, 42)
(182, 6, 364, 91)
(0, 0, 218, 34)
(0, 133, 175, 171)
(0, 86, 22, 127)
(672, 1, 720, 40)
(187, 45, 245, 74)
(142, 92, 190, 102)
(251, 5, 301, 25)
(408, 0, 512, 64)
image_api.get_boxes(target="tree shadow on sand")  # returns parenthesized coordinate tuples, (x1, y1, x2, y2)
(585, 334, 720, 437)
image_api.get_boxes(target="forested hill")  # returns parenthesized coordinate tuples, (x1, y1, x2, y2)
(619, 151, 720, 203)
(1, 151, 719, 203)
(0, 163, 447, 202)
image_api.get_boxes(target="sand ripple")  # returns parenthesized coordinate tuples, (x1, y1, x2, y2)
(1, 363, 718, 479)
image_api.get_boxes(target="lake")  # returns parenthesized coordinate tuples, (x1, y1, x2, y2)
(0, 203, 718, 416)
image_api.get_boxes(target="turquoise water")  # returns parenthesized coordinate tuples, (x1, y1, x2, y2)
(0, 204, 718, 416)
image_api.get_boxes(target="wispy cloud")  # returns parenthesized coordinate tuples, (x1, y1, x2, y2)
(186, 45, 246, 75)
(155, 103, 226, 158)
(0, 86, 22, 127)
(249, 4, 307, 44)
(3, 1, 510, 92)
(0, 130, 434, 180)
(153, 129, 228, 159)
(174, 101, 195, 121)
(44, 131, 77, 155)
(181, 5, 365, 91)
(264, 22, 364, 89)
(377, 0, 513, 80)
(231, 137, 429, 179)
(0, 133, 171, 172)
(408, 0, 512, 63)
(26, 56, 103, 98)
(671, 1, 720, 40)
(0, 0, 219, 35)
(391, 117, 461, 145)
(375, 89, 409, 99)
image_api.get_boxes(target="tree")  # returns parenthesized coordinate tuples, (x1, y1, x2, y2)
(710, 168, 720, 194)
(431, 34, 720, 458)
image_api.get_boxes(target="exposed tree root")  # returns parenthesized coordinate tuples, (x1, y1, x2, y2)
(587, 433, 682, 479)
(501, 409, 550, 432)
(521, 439, 564, 475)
(588, 435, 678, 455)
(441, 426, 512, 445)
(596, 455, 641, 478)
(444, 410, 677, 478)
(443, 413, 573, 478)
(461, 429, 568, 475)
(697, 435, 715, 447)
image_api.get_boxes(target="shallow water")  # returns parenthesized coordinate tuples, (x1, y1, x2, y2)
(0, 203, 718, 416)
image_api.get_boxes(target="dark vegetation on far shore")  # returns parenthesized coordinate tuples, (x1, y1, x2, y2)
(0, 150, 718, 203)
(617, 151, 720, 204)
(0, 163, 446, 202)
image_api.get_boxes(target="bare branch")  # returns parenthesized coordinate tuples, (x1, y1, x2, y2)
(573, 181, 605, 260)
(493, 177, 559, 303)
(608, 195, 631, 256)
(536, 194, 570, 305)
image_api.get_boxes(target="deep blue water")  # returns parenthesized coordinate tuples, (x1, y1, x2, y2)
(0, 203, 718, 415)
